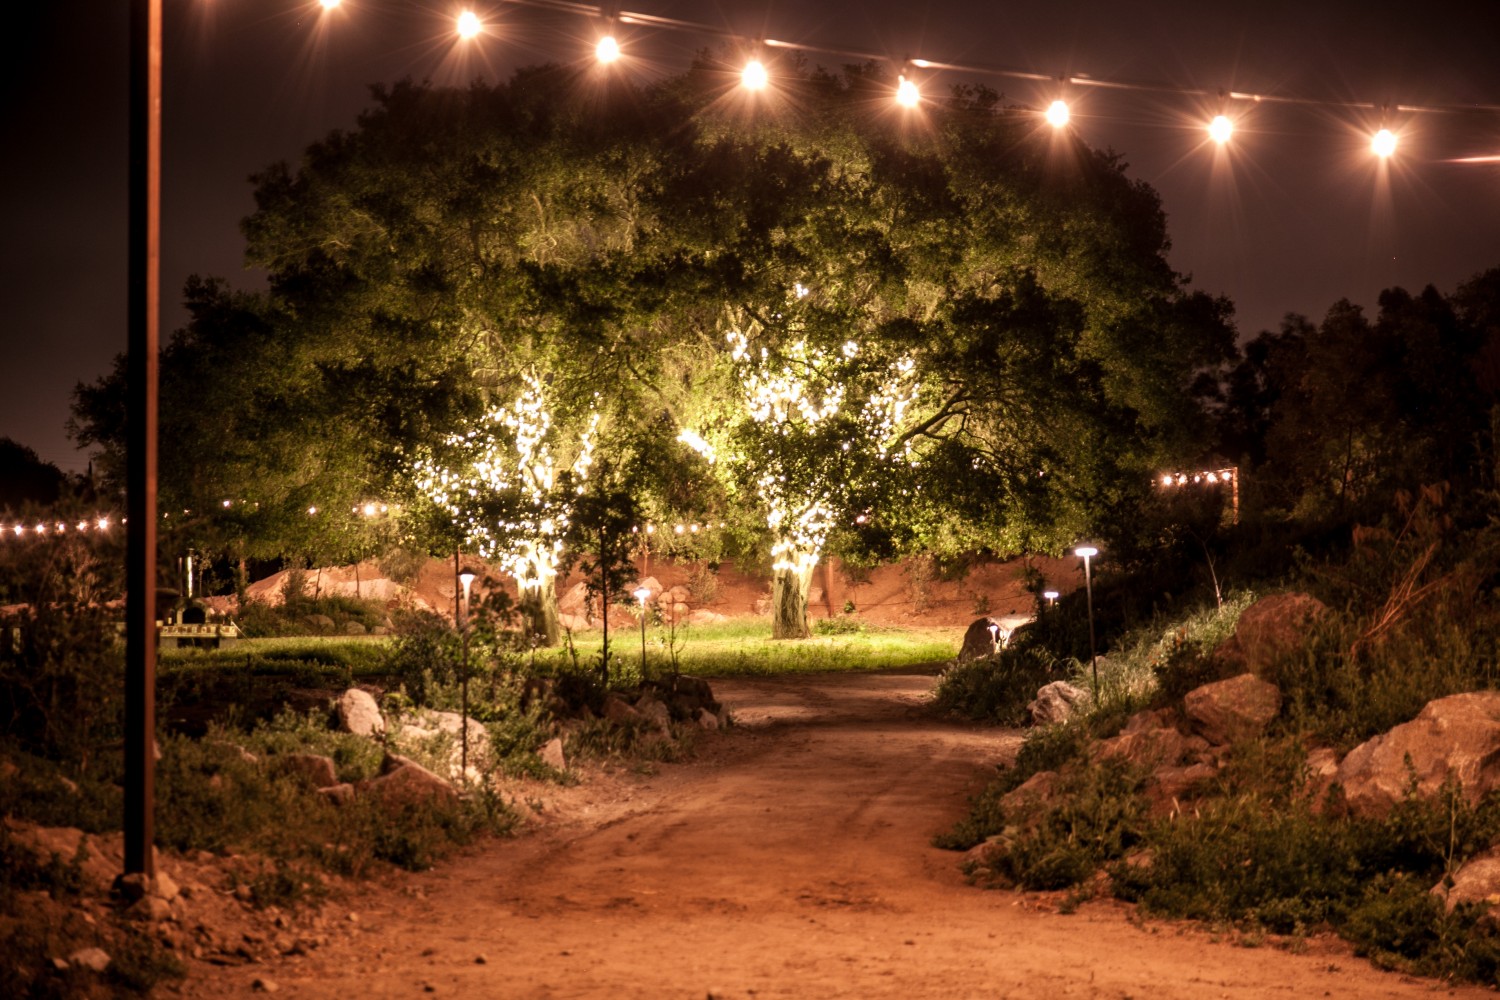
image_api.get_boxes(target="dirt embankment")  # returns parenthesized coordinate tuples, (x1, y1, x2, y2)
(177, 672, 1490, 999)
(235, 554, 1081, 631)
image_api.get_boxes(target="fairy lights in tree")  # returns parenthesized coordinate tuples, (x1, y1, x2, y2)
(412, 372, 598, 597)
(680, 301, 922, 637)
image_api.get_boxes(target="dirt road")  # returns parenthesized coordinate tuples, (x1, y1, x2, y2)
(181, 671, 1490, 998)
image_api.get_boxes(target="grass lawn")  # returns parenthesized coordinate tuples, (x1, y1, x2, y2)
(539, 619, 960, 676)
(159, 620, 959, 680)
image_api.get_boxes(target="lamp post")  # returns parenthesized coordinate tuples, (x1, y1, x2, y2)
(458, 570, 476, 782)
(1043, 589, 1059, 609)
(633, 585, 651, 675)
(1074, 546, 1099, 697)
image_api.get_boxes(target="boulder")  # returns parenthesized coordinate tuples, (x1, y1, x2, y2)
(666, 585, 691, 604)
(1097, 710, 1188, 769)
(957, 617, 1003, 662)
(336, 688, 385, 738)
(1028, 681, 1088, 727)
(695, 708, 720, 731)
(1216, 592, 1326, 676)
(127, 896, 172, 922)
(364, 758, 457, 809)
(603, 695, 643, 725)
(343, 621, 368, 635)
(305, 614, 335, 632)
(688, 609, 729, 625)
(635, 697, 672, 732)
(275, 753, 339, 789)
(67, 947, 111, 973)
(538, 738, 567, 772)
(1148, 762, 1218, 808)
(999, 769, 1058, 818)
(1434, 848, 1500, 912)
(1183, 673, 1282, 745)
(1335, 691, 1500, 817)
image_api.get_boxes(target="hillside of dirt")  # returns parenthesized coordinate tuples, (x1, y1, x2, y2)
(233, 554, 1082, 632)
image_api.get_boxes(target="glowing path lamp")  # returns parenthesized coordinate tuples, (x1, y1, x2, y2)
(1043, 589, 1059, 609)
(741, 57, 769, 91)
(459, 569, 477, 781)
(1075, 546, 1100, 696)
(633, 585, 652, 675)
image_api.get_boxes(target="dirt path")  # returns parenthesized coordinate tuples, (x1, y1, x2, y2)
(181, 671, 1489, 998)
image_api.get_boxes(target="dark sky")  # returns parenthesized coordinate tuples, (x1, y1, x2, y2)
(3, 1, 1497, 474)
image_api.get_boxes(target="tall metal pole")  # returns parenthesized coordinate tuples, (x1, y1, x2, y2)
(125, 0, 162, 879)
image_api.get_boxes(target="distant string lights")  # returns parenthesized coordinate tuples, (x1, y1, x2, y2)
(284, 0, 1500, 164)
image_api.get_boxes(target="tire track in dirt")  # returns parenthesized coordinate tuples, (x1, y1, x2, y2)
(180, 670, 1491, 999)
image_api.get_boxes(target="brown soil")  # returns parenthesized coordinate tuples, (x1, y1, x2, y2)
(233, 553, 1078, 633)
(175, 671, 1491, 1000)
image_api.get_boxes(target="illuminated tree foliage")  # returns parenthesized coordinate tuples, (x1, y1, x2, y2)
(410, 373, 597, 644)
(71, 60, 1236, 638)
(680, 312, 923, 638)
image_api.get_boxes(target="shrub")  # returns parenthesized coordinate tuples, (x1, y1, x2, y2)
(933, 646, 1063, 726)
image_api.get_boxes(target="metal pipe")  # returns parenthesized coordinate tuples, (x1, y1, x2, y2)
(124, 0, 162, 879)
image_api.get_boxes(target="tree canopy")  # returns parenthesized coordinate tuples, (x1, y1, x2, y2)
(72, 59, 1237, 635)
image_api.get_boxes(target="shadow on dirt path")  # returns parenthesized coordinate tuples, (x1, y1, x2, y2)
(180, 671, 1490, 999)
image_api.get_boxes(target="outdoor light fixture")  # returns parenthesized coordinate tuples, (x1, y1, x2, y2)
(987, 622, 1000, 651)
(595, 34, 620, 63)
(456, 10, 482, 40)
(1372, 127, 1397, 158)
(1045, 99, 1070, 128)
(1208, 114, 1233, 144)
(633, 585, 652, 674)
(1075, 545, 1100, 696)
(1043, 589, 1059, 608)
(320, 0, 342, 10)
(741, 58, 769, 91)
(895, 75, 920, 108)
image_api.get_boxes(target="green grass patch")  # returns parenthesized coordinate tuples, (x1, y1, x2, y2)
(540, 619, 958, 677)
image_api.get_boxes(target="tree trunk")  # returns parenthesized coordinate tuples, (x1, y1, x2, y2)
(519, 577, 562, 647)
(771, 561, 815, 640)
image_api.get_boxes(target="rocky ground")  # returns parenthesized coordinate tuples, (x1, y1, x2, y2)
(142, 670, 1490, 999)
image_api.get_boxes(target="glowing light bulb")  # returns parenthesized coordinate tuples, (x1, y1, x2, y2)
(596, 35, 620, 63)
(320, 0, 341, 10)
(1372, 128, 1397, 158)
(1045, 99, 1070, 128)
(895, 76, 920, 108)
(456, 10, 482, 40)
(1208, 114, 1233, 144)
(742, 59, 768, 91)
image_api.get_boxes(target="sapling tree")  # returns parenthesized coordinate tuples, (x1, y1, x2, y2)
(411, 373, 597, 646)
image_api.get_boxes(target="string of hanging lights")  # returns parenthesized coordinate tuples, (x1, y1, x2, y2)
(300, 0, 1499, 162)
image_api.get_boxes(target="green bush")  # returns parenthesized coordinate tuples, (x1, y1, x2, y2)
(933, 646, 1062, 726)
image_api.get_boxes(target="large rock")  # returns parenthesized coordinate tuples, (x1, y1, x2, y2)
(538, 738, 567, 772)
(1216, 592, 1326, 676)
(68, 947, 112, 973)
(1335, 691, 1500, 817)
(1028, 681, 1088, 727)
(336, 688, 385, 738)
(364, 756, 457, 809)
(1096, 710, 1191, 770)
(957, 617, 1003, 662)
(274, 753, 339, 789)
(603, 695, 643, 725)
(1183, 673, 1282, 745)
(1434, 848, 1500, 912)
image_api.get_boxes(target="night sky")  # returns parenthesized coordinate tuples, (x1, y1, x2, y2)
(2, 1, 1497, 474)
